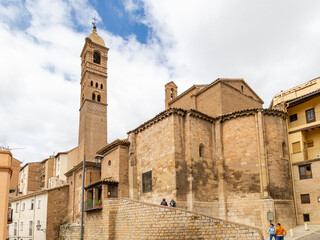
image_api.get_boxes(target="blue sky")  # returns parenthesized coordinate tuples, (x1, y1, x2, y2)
(1, 0, 320, 163)
(91, 0, 149, 44)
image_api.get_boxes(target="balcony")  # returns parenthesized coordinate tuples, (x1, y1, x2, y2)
(84, 199, 102, 211)
(291, 147, 320, 162)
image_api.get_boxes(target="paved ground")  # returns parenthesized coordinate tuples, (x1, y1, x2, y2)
(264, 225, 320, 240)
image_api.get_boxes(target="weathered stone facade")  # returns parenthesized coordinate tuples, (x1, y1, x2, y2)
(61, 198, 263, 240)
(127, 108, 296, 231)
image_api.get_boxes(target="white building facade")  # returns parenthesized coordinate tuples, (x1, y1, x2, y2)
(9, 192, 47, 240)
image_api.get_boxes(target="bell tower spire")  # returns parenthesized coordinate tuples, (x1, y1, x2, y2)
(78, 24, 108, 163)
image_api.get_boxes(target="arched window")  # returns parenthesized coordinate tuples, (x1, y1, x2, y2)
(108, 160, 111, 166)
(100, 84, 103, 89)
(93, 51, 101, 64)
(97, 95, 101, 102)
(95, 82, 98, 88)
(90, 81, 93, 86)
(92, 93, 96, 101)
(241, 85, 244, 93)
(199, 144, 204, 157)
(170, 88, 174, 100)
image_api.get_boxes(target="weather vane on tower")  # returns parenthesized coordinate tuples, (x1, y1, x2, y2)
(92, 16, 97, 30)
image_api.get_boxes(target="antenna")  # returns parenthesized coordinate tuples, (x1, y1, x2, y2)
(0, 144, 25, 151)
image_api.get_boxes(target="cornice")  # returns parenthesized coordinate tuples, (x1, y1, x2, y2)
(127, 108, 187, 134)
(97, 139, 130, 156)
(65, 161, 100, 177)
(218, 108, 287, 122)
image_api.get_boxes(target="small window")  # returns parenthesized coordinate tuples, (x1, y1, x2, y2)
(38, 200, 41, 209)
(97, 95, 101, 102)
(303, 214, 310, 222)
(93, 51, 101, 64)
(292, 142, 301, 153)
(100, 84, 103, 89)
(299, 164, 312, 180)
(29, 221, 33, 235)
(108, 160, 111, 166)
(14, 222, 17, 236)
(307, 140, 314, 148)
(289, 114, 298, 122)
(306, 108, 315, 123)
(31, 199, 34, 210)
(95, 82, 98, 88)
(22, 203, 25, 211)
(90, 81, 93, 86)
(21, 221, 23, 231)
(142, 171, 152, 193)
(16, 203, 19, 213)
(301, 194, 310, 204)
(170, 88, 174, 100)
(92, 93, 96, 101)
(199, 144, 204, 157)
(241, 85, 244, 93)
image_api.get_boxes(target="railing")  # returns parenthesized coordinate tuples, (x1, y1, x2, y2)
(84, 199, 102, 211)
(288, 110, 320, 129)
(291, 147, 320, 162)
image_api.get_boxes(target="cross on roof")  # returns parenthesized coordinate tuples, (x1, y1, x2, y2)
(92, 16, 97, 28)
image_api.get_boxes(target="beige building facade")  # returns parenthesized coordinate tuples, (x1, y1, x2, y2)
(0, 150, 13, 240)
(271, 77, 320, 225)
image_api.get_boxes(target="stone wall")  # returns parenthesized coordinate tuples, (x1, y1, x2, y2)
(112, 199, 262, 240)
(47, 185, 69, 240)
(59, 223, 80, 240)
(135, 116, 177, 203)
(60, 198, 263, 240)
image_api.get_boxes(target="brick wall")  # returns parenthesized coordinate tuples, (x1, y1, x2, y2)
(47, 185, 69, 240)
(60, 198, 263, 239)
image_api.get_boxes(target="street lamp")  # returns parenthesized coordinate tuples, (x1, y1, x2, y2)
(95, 155, 104, 164)
(36, 223, 46, 232)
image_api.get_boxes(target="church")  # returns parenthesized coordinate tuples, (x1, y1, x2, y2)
(61, 26, 296, 239)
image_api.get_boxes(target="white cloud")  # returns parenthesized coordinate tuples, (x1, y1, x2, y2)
(1, 0, 320, 164)
(141, 0, 320, 101)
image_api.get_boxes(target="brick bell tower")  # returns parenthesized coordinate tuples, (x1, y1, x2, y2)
(78, 25, 108, 163)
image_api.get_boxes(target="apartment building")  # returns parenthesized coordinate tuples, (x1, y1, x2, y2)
(40, 157, 54, 189)
(271, 77, 320, 224)
(9, 185, 68, 240)
(18, 163, 42, 195)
